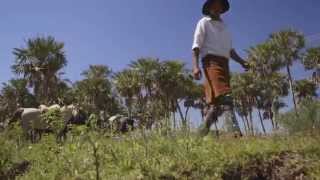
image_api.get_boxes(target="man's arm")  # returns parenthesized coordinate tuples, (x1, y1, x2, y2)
(192, 48, 202, 80)
(192, 19, 205, 80)
(230, 49, 249, 70)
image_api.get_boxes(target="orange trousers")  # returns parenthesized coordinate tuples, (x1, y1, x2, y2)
(202, 55, 231, 105)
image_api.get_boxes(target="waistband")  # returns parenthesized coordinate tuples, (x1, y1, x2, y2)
(202, 54, 229, 67)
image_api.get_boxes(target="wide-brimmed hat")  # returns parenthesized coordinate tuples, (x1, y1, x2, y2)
(202, 0, 230, 15)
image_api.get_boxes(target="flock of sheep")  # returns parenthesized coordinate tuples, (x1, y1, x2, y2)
(8, 104, 134, 142)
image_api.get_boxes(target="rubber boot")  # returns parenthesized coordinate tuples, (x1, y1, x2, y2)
(198, 105, 218, 137)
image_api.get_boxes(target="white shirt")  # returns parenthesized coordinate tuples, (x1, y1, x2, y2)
(192, 17, 232, 59)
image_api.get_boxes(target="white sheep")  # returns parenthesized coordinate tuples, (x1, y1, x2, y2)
(39, 104, 61, 113)
(12, 104, 77, 142)
(108, 115, 134, 133)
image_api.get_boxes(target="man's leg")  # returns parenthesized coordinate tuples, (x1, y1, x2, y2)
(217, 94, 242, 136)
(199, 105, 218, 136)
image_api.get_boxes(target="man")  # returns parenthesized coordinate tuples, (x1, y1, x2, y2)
(192, 0, 249, 136)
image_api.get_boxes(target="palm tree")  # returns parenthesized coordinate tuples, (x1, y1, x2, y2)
(82, 65, 112, 80)
(129, 58, 161, 99)
(232, 71, 289, 134)
(269, 30, 305, 114)
(233, 98, 250, 135)
(261, 73, 289, 129)
(271, 99, 287, 129)
(1, 79, 37, 119)
(74, 65, 118, 116)
(303, 47, 320, 85)
(247, 42, 283, 78)
(158, 60, 193, 128)
(12, 36, 67, 104)
(250, 79, 268, 135)
(54, 78, 73, 105)
(116, 58, 195, 130)
(231, 73, 256, 135)
(294, 79, 318, 103)
(114, 69, 141, 121)
(247, 41, 290, 130)
(183, 84, 204, 122)
(129, 58, 162, 127)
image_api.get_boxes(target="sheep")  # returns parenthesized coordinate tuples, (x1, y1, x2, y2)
(108, 115, 134, 133)
(11, 104, 79, 142)
(11, 108, 46, 142)
(69, 108, 87, 125)
(39, 104, 61, 113)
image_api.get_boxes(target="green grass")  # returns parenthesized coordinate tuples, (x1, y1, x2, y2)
(1, 128, 320, 180)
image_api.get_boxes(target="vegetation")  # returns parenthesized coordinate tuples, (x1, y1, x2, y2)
(279, 100, 320, 134)
(303, 47, 320, 85)
(0, 29, 319, 179)
(1, 129, 320, 179)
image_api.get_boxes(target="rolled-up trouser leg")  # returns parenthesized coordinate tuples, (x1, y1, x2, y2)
(217, 94, 242, 136)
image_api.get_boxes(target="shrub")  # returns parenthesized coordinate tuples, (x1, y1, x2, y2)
(0, 136, 29, 179)
(279, 100, 320, 134)
(40, 109, 64, 134)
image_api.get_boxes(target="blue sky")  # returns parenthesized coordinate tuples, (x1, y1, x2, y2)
(0, 0, 320, 128)
(1, 0, 319, 83)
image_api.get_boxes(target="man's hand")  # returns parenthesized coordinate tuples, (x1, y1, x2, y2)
(193, 67, 202, 80)
(230, 49, 250, 71)
(241, 62, 250, 71)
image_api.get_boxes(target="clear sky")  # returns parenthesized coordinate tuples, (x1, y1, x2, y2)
(1, 0, 320, 128)
(1, 0, 320, 83)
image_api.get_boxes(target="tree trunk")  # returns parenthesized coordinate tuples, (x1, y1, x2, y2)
(200, 108, 205, 122)
(214, 121, 219, 137)
(240, 116, 248, 135)
(269, 108, 275, 130)
(255, 97, 267, 135)
(272, 108, 279, 130)
(287, 65, 298, 116)
(34, 82, 42, 104)
(249, 109, 254, 136)
(257, 108, 267, 135)
(244, 115, 251, 135)
(43, 75, 51, 105)
(184, 107, 190, 125)
(126, 98, 134, 128)
(176, 100, 186, 129)
(173, 111, 176, 130)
